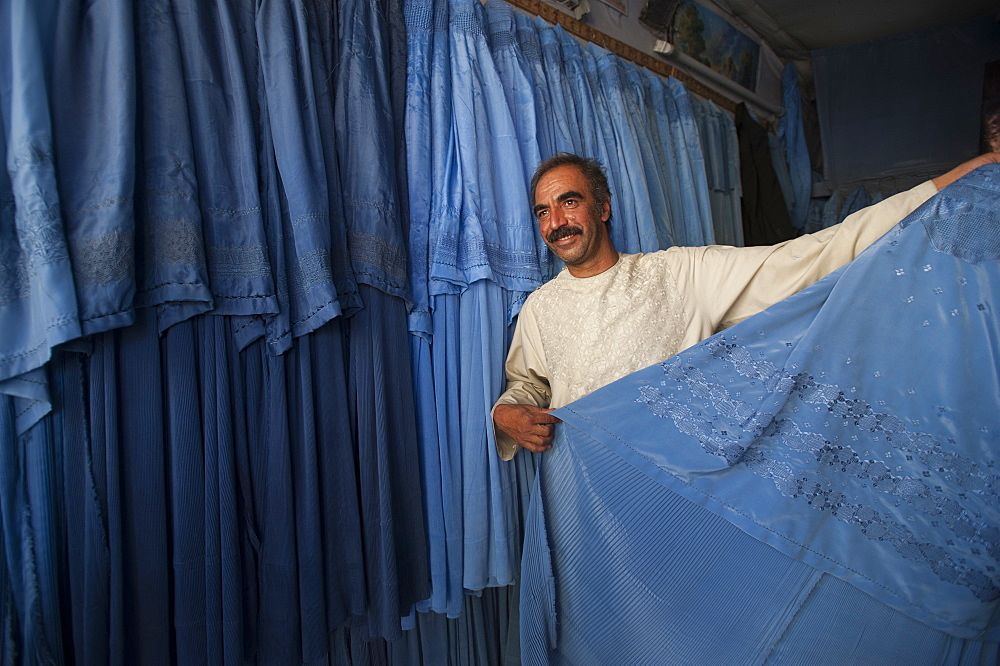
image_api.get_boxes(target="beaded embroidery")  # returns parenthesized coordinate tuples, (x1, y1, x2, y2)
(641, 334, 1000, 601)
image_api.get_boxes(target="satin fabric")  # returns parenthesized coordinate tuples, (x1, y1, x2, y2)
(691, 96, 744, 246)
(522, 166, 1000, 663)
(2, 0, 740, 661)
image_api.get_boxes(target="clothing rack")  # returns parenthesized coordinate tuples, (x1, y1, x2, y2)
(503, 0, 738, 112)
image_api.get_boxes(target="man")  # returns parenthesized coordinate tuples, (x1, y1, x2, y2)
(492, 151, 1000, 460)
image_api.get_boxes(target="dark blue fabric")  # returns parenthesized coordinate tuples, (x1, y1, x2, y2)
(1, 0, 431, 662)
(0, 0, 82, 425)
(0, 0, 737, 661)
(346, 286, 431, 641)
(778, 62, 812, 230)
(521, 166, 1000, 662)
(335, 0, 411, 303)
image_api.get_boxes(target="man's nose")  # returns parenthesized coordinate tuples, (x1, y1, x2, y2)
(546, 207, 567, 231)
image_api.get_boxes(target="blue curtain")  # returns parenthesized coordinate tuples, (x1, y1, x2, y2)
(1, 0, 735, 663)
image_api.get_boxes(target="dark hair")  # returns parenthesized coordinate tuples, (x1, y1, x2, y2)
(529, 153, 613, 225)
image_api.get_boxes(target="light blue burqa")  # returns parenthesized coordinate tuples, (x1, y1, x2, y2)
(522, 166, 1000, 664)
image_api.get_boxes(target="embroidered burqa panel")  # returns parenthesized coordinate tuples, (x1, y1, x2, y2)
(521, 165, 1000, 664)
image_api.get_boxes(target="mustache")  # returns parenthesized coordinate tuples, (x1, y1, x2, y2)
(547, 226, 582, 243)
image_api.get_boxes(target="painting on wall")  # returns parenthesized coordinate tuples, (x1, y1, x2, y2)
(670, 0, 759, 91)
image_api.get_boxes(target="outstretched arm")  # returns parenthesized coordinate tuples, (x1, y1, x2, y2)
(932, 152, 1000, 190)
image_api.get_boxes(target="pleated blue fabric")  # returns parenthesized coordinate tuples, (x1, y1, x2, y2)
(345, 286, 431, 642)
(521, 166, 1000, 663)
(1, 0, 433, 662)
(0, 0, 744, 661)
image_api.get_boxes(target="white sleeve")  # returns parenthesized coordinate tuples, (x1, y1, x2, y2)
(674, 180, 938, 331)
(491, 302, 551, 461)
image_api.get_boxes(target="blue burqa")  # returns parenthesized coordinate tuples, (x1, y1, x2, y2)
(521, 165, 1000, 664)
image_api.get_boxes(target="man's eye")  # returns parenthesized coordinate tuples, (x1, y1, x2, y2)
(564, 199, 578, 207)
(536, 210, 548, 219)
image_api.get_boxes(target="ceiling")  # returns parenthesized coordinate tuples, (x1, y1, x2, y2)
(705, 0, 999, 54)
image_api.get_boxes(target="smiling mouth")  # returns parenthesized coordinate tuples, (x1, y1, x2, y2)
(547, 226, 582, 243)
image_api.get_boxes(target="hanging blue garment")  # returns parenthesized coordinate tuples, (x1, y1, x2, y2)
(284, 326, 361, 655)
(241, 319, 369, 661)
(405, 0, 542, 619)
(345, 285, 431, 642)
(335, 0, 411, 304)
(662, 78, 716, 247)
(336, 0, 432, 641)
(134, 0, 215, 329)
(325, 585, 517, 666)
(690, 96, 743, 246)
(48, 349, 109, 666)
(49, 0, 137, 335)
(456, 281, 521, 592)
(623, 65, 674, 250)
(417, 292, 467, 619)
(51, 318, 172, 664)
(291, 322, 367, 636)
(161, 315, 244, 665)
(410, 281, 523, 619)
(0, 1, 81, 431)
(641, 76, 685, 247)
(257, 0, 355, 347)
(402, 0, 437, 338)
(0, 390, 66, 665)
(404, 0, 463, 618)
(537, 24, 582, 157)
(484, 1, 540, 185)
(168, 0, 277, 320)
(778, 62, 812, 230)
(512, 14, 559, 173)
(334, 0, 435, 636)
(554, 27, 608, 167)
(521, 166, 1000, 663)
(436, 0, 539, 294)
(484, 1, 550, 282)
(591, 47, 658, 254)
(842, 184, 873, 219)
(555, 29, 620, 264)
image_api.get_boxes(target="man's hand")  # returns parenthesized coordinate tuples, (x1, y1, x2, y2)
(932, 152, 1000, 190)
(493, 404, 562, 453)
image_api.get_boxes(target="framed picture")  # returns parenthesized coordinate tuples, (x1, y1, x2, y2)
(670, 0, 759, 90)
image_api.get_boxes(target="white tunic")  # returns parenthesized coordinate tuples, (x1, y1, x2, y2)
(493, 181, 938, 460)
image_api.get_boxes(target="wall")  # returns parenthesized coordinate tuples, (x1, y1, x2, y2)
(813, 14, 1000, 192)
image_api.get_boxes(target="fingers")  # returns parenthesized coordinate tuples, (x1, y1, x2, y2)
(521, 440, 552, 453)
(493, 403, 560, 454)
(933, 152, 1000, 190)
(517, 416, 557, 452)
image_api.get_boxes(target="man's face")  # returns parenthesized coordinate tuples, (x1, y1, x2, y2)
(532, 164, 611, 269)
